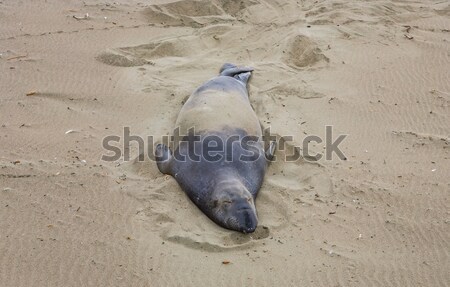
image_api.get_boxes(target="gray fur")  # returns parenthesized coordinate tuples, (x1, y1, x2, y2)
(156, 64, 275, 233)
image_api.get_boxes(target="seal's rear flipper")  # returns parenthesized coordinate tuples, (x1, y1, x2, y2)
(155, 143, 173, 175)
(235, 72, 252, 86)
(220, 63, 254, 85)
(219, 63, 237, 73)
(220, 66, 254, 77)
(265, 141, 276, 162)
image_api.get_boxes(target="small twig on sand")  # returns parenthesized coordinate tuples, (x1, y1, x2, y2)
(404, 34, 414, 40)
(26, 91, 37, 96)
(73, 13, 89, 20)
(403, 25, 411, 33)
(7, 54, 28, 61)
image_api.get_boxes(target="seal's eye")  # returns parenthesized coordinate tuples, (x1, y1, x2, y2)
(247, 197, 252, 202)
(222, 200, 232, 204)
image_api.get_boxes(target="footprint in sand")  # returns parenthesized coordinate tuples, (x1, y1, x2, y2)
(283, 35, 329, 69)
(96, 37, 199, 67)
(96, 50, 151, 67)
(96, 24, 238, 67)
(96, 41, 180, 67)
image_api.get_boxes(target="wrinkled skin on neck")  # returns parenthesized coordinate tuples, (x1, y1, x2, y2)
(208, 177, 258, 233)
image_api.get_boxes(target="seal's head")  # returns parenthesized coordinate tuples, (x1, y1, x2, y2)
(209, 178, 258, 233)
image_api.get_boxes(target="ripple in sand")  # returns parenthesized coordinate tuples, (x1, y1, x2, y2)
(265, 84, 326, 99)
(162, 225, 270, 252)
(142, 0, 258, 27)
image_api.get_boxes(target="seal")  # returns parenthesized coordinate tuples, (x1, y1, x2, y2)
(155, 63, 275, 233)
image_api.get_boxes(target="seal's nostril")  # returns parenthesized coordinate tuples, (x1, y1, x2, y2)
(244, 226, 256, 233)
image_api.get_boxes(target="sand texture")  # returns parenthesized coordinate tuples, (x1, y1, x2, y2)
(0, 0, 449, 286)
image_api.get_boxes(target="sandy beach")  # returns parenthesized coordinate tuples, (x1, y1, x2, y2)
(0, 0, 449, 286)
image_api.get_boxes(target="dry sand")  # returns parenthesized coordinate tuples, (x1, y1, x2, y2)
(1, 0, 449, 286)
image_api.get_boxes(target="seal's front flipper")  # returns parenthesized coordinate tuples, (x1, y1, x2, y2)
(265, 141, 276, 162)
(155, 143, 173, 174)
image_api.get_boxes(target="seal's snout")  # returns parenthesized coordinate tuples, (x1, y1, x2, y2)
(212, 178, 258, 233)
(236, 208, 258, 233)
